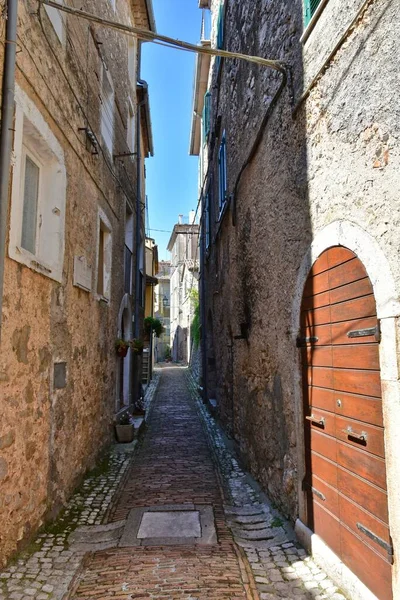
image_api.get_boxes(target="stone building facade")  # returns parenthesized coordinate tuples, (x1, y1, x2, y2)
(167, 214, 199, 364)
(0, 0, 154, 566)
(191, 0, 400, 598)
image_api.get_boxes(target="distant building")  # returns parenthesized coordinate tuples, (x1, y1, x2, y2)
(154, 261, 172, 362)
(167, 213, 199, 363)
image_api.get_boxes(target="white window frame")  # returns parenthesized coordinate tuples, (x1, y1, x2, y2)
(95, 208, 112, 302)
(44, 1, 66, 45)
(9, 85, 66, 283)
(101, 65, 115, 156)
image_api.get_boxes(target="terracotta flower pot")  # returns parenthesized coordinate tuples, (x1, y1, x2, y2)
(115, 423, 134, 443)
(116, 346, 129, 358)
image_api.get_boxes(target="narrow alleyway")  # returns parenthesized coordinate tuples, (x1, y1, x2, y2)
(0, 367, 347, 600)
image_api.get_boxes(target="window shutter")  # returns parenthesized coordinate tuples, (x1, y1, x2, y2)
(203, 92, 211, 141)
(21, 155, 40, 254)
(304, 0, 322, 26)
(217, 3, 224, 49)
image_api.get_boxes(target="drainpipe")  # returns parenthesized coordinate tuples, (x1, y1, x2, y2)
(0, 0, 18, 342)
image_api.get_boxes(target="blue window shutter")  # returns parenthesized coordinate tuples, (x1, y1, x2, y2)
(217, 3, 224, 49)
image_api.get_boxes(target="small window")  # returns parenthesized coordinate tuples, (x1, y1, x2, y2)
(101, 66, 114, 155)
(202, 91, 211, 142)
(304, 0, 323, 26)
(218, 132, 227, 216)
(44, 2, 65, 44)
(97, 213, 112, 300)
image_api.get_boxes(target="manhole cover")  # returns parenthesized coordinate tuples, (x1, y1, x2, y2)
(137, 511, 201, 539)
(119, 504, 217, 547)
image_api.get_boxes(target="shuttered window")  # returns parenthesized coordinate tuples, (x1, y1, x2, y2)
(304, 0, 323, 26)
(21, 154, 40, 254)
(215, 3, 224, 71)
(218, 132, 227, 216)
(202, 91, 211, 142)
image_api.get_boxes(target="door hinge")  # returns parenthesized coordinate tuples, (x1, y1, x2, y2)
(296, 336, 318, 348)
(357, 522, 393, 563)
(347, 321, 381, 343)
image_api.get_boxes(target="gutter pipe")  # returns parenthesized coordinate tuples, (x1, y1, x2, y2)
(0, 0, 18, 342)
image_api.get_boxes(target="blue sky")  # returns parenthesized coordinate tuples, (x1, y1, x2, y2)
(142, 0, 201, 261)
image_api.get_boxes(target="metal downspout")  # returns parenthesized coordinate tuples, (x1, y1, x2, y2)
(0, 0, 18, 342)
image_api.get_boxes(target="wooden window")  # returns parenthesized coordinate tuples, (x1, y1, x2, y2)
(202, 92, 211, 142)
(218, 132, 227, 216)
(101, 66, 114, 155)
(304, 0, 323, 26)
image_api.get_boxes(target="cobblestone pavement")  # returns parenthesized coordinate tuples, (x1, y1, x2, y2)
(0, 367, 348, 600)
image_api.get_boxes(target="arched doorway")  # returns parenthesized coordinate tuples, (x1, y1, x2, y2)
(300, 246, 392, 599)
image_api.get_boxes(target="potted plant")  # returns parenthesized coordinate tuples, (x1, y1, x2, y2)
(115, 338, 130, 358)
(115, 411, 135, 443)
(130, 338, 144, 354)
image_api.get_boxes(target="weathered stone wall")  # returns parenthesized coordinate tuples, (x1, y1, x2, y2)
(204, 0, 400, 522)
(0, 0, 144, 565)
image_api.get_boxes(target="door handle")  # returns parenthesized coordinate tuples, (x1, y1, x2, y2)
(305, 415, 325, 426)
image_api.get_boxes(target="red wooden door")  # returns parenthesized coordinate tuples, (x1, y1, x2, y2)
(300, 247, 392, 600)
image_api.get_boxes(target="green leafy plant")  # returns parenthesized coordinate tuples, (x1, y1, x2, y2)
(130, 338, 144, 353)
(190, 290, 201, 348)
(115, 338, 130, 357)
(144, 316, 164, 338)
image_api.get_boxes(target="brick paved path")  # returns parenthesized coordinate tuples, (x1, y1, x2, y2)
(71, 367, 253, 600)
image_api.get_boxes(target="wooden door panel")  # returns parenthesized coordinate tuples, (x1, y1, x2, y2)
(330, 295, 376, 323)
(308, 429, 337, 462)
(302, 290, 330, 311)
(302, 323, 332, 346)
(335, 392, 383, 427)
(333, 368, 381, 398)
(330, 278, 372, 305)
(336, 415, 385, 457)
(331, 317, 378, 345)
(313, 503, 341, 558)
(305, 366, 334, 389)
(302, 305, 331, 327)
(338, 468, 389, 524)
(338, 442, 387, 490)
(311, 452, 338, 489)
(302, 346, 332, 367)
(306, 387, 336, 413)
(308, 474, 339, 517)
(339, 494, 391, 561)
(332, 345, 380, 370)
(328, 258, 368, 290)
(326, 247, 356, 269)
(301, 247, 391, 599)
(304, 270, 330, 297)
(340, 525, 393, 600)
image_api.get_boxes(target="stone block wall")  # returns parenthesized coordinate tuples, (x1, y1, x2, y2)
(0, 0, 146, 565)
(203, 0, 400, 522)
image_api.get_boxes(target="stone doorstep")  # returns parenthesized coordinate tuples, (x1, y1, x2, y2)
(119, 505, 217, 548)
